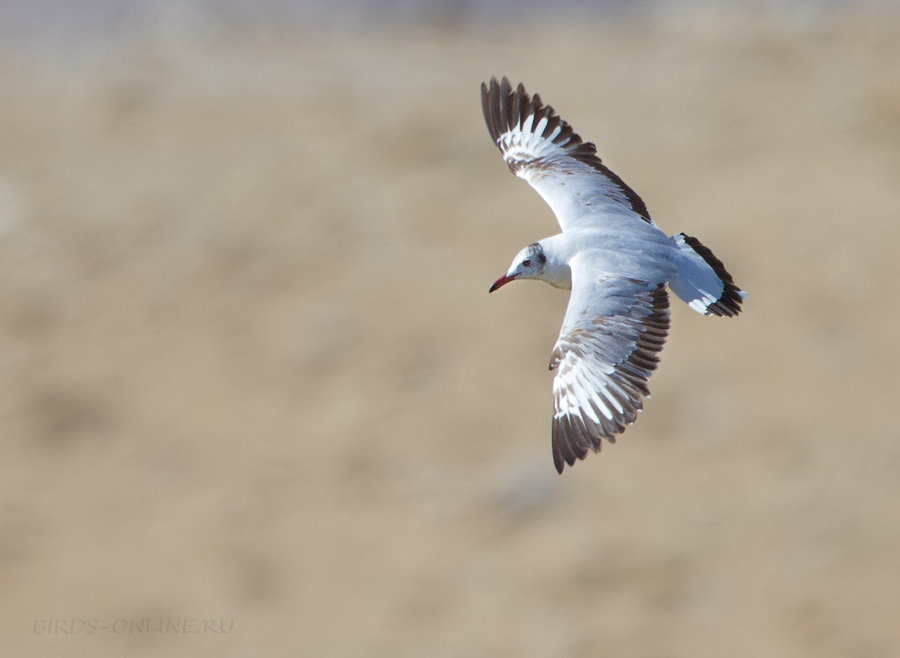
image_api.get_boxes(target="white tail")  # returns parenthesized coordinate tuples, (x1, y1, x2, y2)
(669, 233, 746, 316)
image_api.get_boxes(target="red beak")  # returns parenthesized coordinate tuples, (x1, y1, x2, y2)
(489, 273, 516, 293)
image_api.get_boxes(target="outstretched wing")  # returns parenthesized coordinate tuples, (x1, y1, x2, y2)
(481, 76, 653, 231)
(550, 254, 670, 472)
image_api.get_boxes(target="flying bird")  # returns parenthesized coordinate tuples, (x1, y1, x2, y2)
(482, 76, 746, 473)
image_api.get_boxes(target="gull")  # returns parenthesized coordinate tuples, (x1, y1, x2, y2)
(483, 76, 746, 473)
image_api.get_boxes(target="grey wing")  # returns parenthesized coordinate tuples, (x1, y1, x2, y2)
(481, 76, 653, 231)
(549, 257, 670, 472)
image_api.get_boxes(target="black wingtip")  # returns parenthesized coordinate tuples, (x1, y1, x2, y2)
(553, 445, 564, 474)
(481, 76, 513, 145)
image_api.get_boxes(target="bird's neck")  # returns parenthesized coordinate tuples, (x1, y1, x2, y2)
(536, 235, 573, 290)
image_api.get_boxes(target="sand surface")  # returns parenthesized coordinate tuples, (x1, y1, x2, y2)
(1, 6, 899, 657)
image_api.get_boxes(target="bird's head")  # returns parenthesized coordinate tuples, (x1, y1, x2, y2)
(490, 242, 547, 292)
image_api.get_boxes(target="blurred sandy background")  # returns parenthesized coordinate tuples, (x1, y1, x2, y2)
(1, 1, 899, 656)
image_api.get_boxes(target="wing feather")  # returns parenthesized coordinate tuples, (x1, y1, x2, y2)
(549, 261, 670, 472)
(481, 76, 653, 231)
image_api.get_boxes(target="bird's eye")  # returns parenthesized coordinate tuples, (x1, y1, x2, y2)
(522, 259, 532, 267)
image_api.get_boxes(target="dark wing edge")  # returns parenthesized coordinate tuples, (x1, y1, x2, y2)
(480, 76, 653, 224)
(550, 283, 670, 473)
